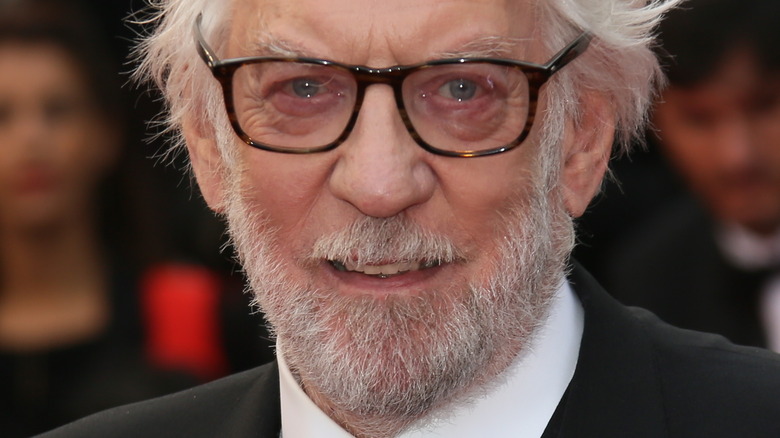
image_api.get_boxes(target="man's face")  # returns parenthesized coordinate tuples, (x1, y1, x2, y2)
(654, 49, 780, 234)
(190, 0, 608, 434)
(222, 0, 544, 305)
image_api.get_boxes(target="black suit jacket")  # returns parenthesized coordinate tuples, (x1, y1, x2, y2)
(39, 265, 780, 437)
(604, 197, 771, 347)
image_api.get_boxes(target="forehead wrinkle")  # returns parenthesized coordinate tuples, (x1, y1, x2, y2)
(234, 3, 534, 64)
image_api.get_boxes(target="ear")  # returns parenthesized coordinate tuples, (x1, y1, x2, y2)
(560, 91, 615, 217)
(182, 114, 227, 213)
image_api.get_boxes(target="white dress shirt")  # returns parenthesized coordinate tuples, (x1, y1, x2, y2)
(716, 223, 780, 271)
(278, 280, 584, 438)
(717, 224, 780, 352)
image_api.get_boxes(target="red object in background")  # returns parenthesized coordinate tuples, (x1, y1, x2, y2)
(142, 264, 228, 381)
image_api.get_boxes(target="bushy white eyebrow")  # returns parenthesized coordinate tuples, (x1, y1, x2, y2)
(247, 36, 305, 58)
(438, 36, 531, 59)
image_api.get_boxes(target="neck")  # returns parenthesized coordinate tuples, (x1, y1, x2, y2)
(0, 212, 109, 352)
(2, 214, 104, 292)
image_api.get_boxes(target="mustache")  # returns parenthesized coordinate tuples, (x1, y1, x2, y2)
(308, 215, 465, 266)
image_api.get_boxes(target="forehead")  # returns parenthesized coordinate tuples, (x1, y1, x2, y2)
(228, 0, 539, 65)
(668, 49, 763, 109)
(0, 43, 84, 94)
(707, 49, 762, 93)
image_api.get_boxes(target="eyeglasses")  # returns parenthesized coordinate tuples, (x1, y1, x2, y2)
(194, 14, 591, 158)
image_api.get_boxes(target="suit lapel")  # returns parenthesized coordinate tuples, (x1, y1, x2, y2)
(213, 361, 282, 438)
(544, 264, 668, 437)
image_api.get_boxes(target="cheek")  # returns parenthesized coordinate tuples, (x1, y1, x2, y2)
(238, 153, 334, 251)
(755, 117, 780, 155)
(656, 108, 709, 159)
(433, 152, 536, 241)
(663, 140, 709, 177)
(655, 117, 715, 183)
(53, 126, 108, 188)
(0, 145, 15, 177)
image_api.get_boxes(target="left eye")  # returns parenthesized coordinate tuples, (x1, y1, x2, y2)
(289, 78, 324, 98)
(438, 78, 478, 101)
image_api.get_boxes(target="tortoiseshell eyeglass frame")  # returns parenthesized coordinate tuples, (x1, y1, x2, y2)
(194, 13, 592, 157)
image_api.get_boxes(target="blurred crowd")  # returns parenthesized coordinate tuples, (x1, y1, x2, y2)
(0, 1, 272, 436)
(577, 0, 780, 350)
(0, 0, 778, 435)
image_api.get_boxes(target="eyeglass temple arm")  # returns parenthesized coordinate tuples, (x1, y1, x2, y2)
(194, 13, 220, 68)
(544, 32, 593, 74)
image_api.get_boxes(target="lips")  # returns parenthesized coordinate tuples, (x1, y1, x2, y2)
(15, 165, 57, 194)
(328, 259, 442, 279)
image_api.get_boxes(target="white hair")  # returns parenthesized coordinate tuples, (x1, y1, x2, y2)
(133, 0, 683, 167)
(132, 0, 236, 167)
(536, 0, 683, 156)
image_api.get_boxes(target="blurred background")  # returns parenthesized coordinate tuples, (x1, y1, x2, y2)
(576, 0, 780, 352)
(0, 0, 779, 435)
(0, 1, 271, 436)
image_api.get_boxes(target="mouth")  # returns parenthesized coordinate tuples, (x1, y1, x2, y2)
(328, 259, 443, 279)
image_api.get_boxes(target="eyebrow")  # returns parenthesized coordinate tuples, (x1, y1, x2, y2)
(438, 36, 531, 59)
(245, 33, 531, 63)
(247, 35, 307, 58)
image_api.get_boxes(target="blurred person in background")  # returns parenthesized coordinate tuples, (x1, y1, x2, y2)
(0, 0, 259, 435)
(605, 0, 780, 350)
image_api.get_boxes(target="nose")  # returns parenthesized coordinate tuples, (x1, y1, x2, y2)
(715, 116, 756, 169)
(328, 86, 436, 218)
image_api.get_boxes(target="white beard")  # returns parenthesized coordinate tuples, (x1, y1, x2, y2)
(222, 153, 574, 436)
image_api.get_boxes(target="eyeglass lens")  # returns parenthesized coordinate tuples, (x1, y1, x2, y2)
(232, 61, 531, 153)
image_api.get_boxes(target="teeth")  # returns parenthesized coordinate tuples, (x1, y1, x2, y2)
(421, 259, 442, 269)
(360, 262, 418, 276)
(328, 259, 442, 278)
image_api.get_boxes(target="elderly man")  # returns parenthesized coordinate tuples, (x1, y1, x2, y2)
(40, 0, 780, 437)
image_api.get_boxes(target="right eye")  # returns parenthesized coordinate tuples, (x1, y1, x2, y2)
(42, 97, 81, 125)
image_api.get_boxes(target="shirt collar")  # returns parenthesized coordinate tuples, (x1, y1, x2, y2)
(279, 280, 583, 438)
(716, 223, 780, 270)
